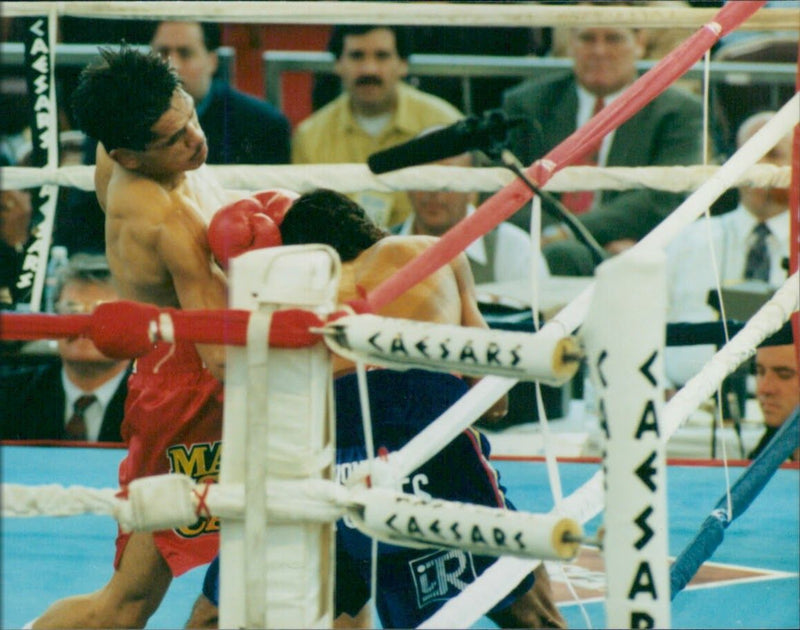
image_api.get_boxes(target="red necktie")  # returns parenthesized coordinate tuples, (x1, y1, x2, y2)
(64, 394, 96, 441)
(561, 97, 605, 215)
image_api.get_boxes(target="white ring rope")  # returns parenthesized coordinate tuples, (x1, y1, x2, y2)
(3, 2, 797, 30)
(421, 272, 799, 629)
(664, 271, 799, 438)
(1, 475, 583, 562)
(417, 92, 800, 629)
(1, 163, 791, 194)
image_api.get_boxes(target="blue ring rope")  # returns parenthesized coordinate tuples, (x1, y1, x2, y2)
(670, 406, 799, 599)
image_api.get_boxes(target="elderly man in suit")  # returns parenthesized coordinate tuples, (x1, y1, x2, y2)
(502, 25, 703, 275)
(0, 253, 129, 442)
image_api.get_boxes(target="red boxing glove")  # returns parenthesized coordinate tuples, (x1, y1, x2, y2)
(208, 197, 282, 270)
(251, 188, 299, 227)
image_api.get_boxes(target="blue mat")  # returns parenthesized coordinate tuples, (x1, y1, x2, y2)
(2, 446, 798, 629)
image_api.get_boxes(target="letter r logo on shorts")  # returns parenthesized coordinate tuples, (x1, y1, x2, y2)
(409, 549, 477, 609)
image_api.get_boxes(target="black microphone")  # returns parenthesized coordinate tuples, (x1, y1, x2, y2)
(367, 109, 523, 174)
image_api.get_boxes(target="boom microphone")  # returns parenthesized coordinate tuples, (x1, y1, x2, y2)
(367, 109, 522, 174)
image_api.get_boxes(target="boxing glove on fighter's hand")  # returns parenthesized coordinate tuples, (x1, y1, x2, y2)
(208, 197, 282, 271)
(251, 187, 299, 226)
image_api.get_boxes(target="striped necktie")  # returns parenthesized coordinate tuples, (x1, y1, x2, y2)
(64, 394, 96, 441)
(744, 222, 770, 282)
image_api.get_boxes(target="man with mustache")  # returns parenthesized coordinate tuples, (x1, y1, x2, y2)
(292, 25, 463, 228)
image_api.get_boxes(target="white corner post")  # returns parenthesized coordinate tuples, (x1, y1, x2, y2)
(220, 245, 340, 629)
(581, 250, 670, 629)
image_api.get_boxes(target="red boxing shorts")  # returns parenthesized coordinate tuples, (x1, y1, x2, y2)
(115, 340, 223, 577)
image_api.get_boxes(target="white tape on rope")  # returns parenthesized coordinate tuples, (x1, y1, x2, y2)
(325, 314, 581, 385)
(351, 487, 582, 561)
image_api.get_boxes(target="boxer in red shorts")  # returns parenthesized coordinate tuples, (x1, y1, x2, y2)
(31, 47, 232, 628)
(114, 340, 223, 577)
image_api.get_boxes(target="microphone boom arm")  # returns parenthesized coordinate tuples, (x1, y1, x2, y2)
(498, 150, 608, 266)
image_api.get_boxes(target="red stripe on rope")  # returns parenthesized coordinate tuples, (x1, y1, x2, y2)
(0, 301, 325, 358)
(0, 313, 91, 340)
(365, 0, 767, 313)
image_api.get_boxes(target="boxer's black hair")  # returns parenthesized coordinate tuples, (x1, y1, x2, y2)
(280, 189, 386, 262)
(71, 45, 181, 152)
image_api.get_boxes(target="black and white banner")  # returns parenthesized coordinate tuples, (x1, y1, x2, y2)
(17, 14, 59, 312)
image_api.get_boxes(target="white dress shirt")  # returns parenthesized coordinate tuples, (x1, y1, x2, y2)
(665, 204, 790, 386)
(62, 368, 127, 441)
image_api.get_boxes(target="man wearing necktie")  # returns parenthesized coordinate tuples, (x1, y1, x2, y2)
(0, 253, 129, 442)
(744, 222, 772, 282)
(502, 22, 703, 275)
(665, 111, 793, 388)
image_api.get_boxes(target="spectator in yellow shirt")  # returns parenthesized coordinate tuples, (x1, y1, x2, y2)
(292, 25, 463, 228)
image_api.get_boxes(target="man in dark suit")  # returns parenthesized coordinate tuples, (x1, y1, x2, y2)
(503, 25, 703, 275)
(0, 253, 129, 442)
(149, 21, 291, 165)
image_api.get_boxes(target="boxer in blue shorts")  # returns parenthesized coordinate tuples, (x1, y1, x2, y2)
(193, 369, 565, 628)
(186, 190, 564, 628)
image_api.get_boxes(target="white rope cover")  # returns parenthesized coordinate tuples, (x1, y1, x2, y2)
(220, 246, 339, 629)
(323, 313, 581, 385)
(582, 250, 670, 628)
(1, 163, 791, 194)
(3, 2, 797, 30)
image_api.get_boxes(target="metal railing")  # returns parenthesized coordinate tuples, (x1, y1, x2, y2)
(263, 50, 797, 114)
(0, 42, 236, 83)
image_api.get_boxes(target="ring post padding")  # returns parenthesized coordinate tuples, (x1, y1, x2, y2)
(325, 314, 580, 385)
(220, 245, 339, 629)
(351, 487, 582, 561)
(581, 250, 670, 629)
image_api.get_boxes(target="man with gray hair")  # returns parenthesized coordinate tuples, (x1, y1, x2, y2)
(0, 252, 129, 441)
(665, 111, 792, 388)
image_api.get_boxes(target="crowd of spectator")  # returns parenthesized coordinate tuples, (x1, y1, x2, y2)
(0, 9, 796, 630)
(1, 7, 796, 452)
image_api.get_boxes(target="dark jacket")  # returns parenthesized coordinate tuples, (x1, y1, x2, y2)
(0, 362, 128, 442)
(502, 72, 703, 243)
(201, 79, 291, 165)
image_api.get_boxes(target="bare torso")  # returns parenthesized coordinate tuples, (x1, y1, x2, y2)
(95, 144, 228, 376)
(96, 145, 219, 307)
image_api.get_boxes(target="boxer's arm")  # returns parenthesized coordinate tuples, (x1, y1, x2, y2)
(156, 195, 229, 380)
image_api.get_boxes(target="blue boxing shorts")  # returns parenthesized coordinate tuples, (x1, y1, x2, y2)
(201, 369, 533, 627)
(334, 369, 533, 627)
